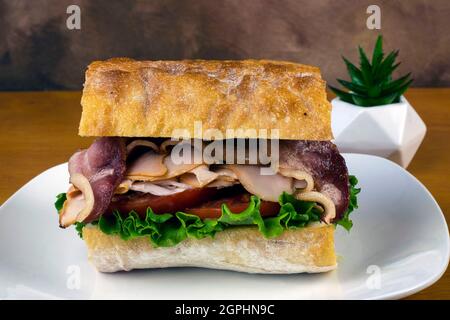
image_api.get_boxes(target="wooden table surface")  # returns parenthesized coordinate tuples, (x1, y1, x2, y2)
(0, 88, 449, 299)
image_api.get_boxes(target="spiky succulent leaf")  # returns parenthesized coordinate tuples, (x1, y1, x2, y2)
(392, 79, 413, 99)
(331, 35, 412, 107)
(371, 35, 384, 73)
(352, 92, 399, 107)
(329, 85, 355, 104)
(343, 57, 364, 86)
(336, 79, 366, 95)
(374, 52, 399, 82)
(381, 73, 412, 95)
(358, 46, 373, 86)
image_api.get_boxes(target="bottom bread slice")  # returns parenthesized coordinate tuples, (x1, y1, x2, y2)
(82, 223, 337, 273)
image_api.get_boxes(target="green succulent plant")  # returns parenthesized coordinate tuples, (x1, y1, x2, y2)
(330, 35, 413, 107)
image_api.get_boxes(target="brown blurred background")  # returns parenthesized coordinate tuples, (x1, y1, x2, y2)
(0, 0, 449, 90)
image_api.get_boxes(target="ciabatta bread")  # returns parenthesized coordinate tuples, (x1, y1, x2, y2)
(82, 223, 337, 273)
(79, 58, 332, 140)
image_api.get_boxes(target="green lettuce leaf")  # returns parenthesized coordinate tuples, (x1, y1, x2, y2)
(56, 174, 361, 247)
(75, 222, 86, 238)
(54, 193, 67, 211)
(336, 175, 361, 231)
(93, 194, 323, 247)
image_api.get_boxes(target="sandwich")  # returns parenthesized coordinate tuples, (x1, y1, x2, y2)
(55, 58, 360, 273)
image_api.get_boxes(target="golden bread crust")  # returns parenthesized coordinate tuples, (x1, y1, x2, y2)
(79, 58, 332, 140)
(82, 224, 337, 273)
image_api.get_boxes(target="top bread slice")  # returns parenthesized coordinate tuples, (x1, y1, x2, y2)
(79, 58, 332, 140)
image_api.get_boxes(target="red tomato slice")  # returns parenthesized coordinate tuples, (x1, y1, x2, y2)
(107, 187, 280, 219)
(108, 188, 220, 218)
(185, 194, 280, 219)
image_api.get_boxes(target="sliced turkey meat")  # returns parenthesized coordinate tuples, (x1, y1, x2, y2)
(126, 139, 159, 154)
(114, 178, 191, 196)
(59, 185, 90, 227)
(223, 165, 294, 202)
(130, 180, 191, 196)
(179, 165, 219, 188)
(126, 151, 167, 179)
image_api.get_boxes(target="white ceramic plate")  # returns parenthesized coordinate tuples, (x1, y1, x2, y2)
(0, 154, 448, 300)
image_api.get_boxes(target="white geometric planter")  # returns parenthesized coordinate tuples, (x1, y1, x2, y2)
(331, 96, 426, 168)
